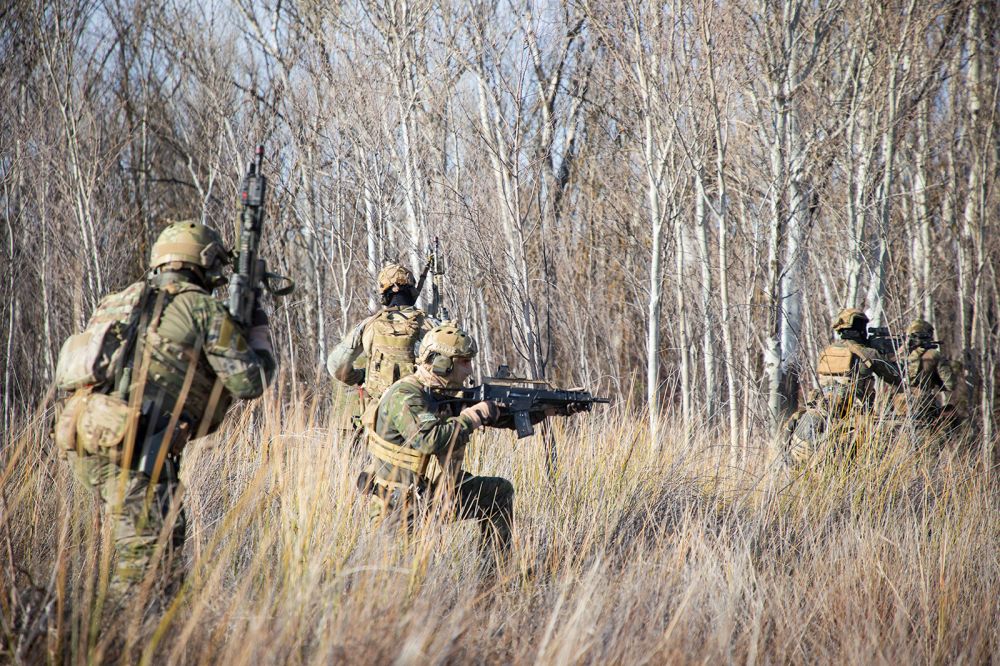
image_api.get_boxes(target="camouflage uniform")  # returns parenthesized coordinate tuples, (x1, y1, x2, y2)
(893, 319, 963, 429)
(327, 264, 434, 448)
(326, 306, 434, 401)
(365, 324, 513, 561)
(784, 309, 899, 465)
(59, 221, 276, 596)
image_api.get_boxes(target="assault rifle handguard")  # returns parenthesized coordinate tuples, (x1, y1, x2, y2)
(440, 365, 610, 438)
(228, 145, 294, 327)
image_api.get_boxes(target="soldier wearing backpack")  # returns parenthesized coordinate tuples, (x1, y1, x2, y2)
(782, 308, 900, 465)
(53, 220, 276, 597)
(326, 263, 435, 430)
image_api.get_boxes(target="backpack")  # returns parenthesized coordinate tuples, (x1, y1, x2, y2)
(53, 280, 152, 459)
(54, 281, 149, 392)
(363, 308, 425, 399)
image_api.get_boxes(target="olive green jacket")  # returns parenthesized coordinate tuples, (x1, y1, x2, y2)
(142, 271, 276, 431)
(369, 374, 477, 487)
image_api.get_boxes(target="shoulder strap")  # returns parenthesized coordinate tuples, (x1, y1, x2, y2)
(116, 288, 168, 489)
(111, 281, 154, 397)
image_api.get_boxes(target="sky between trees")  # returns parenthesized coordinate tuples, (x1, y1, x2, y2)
(1, 0, 997, 460)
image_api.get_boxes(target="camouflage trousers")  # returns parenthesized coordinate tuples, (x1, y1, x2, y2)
(67, 452, 186, 597)
(371, 472, 514, 560)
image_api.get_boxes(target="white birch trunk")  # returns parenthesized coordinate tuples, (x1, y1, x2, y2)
(913, 94, 934, 321)
(695, 172, 716, 421)
(363, 174, 380, 314)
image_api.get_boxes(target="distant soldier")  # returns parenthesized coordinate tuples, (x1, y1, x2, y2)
(364, 322, 516, 566)
(54, 221, 277, 596)
(784, 308, 900, 465)
(326, 263, 434, 428)
(892, 319, 964, 430)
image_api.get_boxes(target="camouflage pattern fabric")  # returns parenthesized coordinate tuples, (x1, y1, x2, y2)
(67, 451, 185, 597)
(326, 306, 433, 399)
(895, 345, 961, 427)
(782, 339, 899, 466)
(145, 271, 276, 432)
(62, 269, 275, 595)
(366, 373, 513, 557)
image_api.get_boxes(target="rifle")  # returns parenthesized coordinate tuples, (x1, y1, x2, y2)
(414, 237, 448, 319)
(228, 145, 294, 326)
(439, 365, 610, 438)
(867, 326, 906, 359)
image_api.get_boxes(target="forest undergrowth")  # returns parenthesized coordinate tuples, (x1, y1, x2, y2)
(1, 388, 997, 664)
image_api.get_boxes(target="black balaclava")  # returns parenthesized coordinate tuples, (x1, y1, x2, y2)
(383, 286, 417, 308)
(840, 318, 868, 342)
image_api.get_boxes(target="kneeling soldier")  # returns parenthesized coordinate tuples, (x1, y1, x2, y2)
(364, 322, 513, 564)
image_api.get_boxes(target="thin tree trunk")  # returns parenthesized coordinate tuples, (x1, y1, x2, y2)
(695, 171, 716, 422)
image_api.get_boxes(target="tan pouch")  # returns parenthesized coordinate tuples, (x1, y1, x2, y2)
(54, 389, 92, 453)
(817, 346, 853, 376)
(76, 393, 132, 463)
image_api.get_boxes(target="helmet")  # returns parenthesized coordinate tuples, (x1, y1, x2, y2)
(377, 263, 416, 294)
(150, 220, 229, 271)
(906, 319, 934, 339)
(832, 308, 869, 332)
(417, 322, 478, 365)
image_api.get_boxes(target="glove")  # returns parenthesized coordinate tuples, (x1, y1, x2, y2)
(460, 401, 499, 429)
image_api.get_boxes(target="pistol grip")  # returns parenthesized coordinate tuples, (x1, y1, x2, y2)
(514, 411, 534, 438)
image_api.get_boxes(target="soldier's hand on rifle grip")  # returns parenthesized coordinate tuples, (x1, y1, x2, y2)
(461, 400, 499, 429)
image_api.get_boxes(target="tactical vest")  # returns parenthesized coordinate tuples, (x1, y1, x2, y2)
(814, 340, 878, 415)
(363, 308, 425, 400)
(54, 279, 207, 463)
(905, 347, 943, 389)
(363, 376, 458, 491)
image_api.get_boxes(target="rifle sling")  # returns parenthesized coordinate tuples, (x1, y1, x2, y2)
(117, 289, 168, 500)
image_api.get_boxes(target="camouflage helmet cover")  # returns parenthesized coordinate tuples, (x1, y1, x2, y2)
(832, 308, 869, 332)
(377, 263, 416, 294)
(417, 322, 478, 364)
(906, 318, 934, 338)
(150, 220, 229, 271)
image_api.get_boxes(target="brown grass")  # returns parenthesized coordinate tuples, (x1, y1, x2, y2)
(1, 393, 997, 664)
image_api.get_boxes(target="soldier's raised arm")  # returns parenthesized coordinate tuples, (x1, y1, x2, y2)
(327, 318, 370, 386)
(203, 299, 277, 399)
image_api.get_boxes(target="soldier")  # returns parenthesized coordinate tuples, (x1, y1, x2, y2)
(364, 322, 514, 566)
(55, 220, 276, 597)
(893, 319, 964, 429)
(326, 263, 434, 433)
(784, 308, 900, 465)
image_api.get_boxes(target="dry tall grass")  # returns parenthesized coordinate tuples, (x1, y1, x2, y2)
(2, 391, 997, 664)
